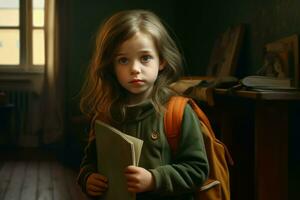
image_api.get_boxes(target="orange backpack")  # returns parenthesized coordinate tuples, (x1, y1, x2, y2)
(164, 96, 233, 200)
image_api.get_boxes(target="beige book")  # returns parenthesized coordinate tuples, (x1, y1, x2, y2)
(241, 75, 293, 89)
(95, 120, 143, 200)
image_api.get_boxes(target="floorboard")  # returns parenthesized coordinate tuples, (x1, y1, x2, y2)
(4, 161, 26, 200)
(52, 161, 71, 200)
(20, 161, 38, 200)
(0, 148, 89, 200)
(0, 161, 15, 199)
(37, 161, 53, 200)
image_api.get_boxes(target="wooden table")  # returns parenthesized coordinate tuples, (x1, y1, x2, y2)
(194, 88, 300, 200)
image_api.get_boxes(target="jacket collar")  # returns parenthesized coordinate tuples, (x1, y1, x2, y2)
(111, 100, 155, 125)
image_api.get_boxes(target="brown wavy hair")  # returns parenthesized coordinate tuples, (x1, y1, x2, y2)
(80, 9, 183, 123)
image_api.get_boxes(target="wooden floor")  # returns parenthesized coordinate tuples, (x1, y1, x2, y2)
(0, 148, 89, 200)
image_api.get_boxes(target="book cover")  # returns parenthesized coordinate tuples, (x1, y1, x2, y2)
(241, 75, 294, 89)
(95, 120, 143, 200)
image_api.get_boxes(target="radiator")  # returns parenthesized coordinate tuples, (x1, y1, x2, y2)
(3, 90, 31, 137)
(0, 78, 40, 146)
(5, 90, 30, 113)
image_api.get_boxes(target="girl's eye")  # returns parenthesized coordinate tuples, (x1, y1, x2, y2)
(141, 55, 152, 63)
(118, 57, 128, 65)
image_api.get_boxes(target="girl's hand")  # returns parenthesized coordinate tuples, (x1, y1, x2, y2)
(124, 165, 155, 193)
(86, 173, 108, 196)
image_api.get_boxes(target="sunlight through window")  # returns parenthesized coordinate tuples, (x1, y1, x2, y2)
(0, 0, 45, 69)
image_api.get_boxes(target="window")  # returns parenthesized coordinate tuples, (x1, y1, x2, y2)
(0, 0, 45, 72)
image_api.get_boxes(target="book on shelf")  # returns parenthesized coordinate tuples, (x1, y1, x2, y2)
(95, 120, 144, 200)
(240, 75, 296, 90)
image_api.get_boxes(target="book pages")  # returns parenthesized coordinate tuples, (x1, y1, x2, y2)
(95, 120, 143, 200)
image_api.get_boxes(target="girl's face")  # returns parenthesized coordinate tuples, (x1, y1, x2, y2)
(114, 32, 165, 104)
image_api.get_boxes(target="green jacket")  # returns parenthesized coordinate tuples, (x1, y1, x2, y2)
(77, 100, 209, 200)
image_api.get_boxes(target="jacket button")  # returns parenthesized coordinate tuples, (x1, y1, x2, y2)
(151, 131, 159, 140)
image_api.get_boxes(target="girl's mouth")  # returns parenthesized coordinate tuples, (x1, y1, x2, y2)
(129, 79, 144, 84)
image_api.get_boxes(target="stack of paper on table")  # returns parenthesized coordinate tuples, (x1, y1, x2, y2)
(95, 120, 143, 200)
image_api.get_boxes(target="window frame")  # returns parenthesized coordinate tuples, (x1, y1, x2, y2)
(0, 0, 45, 74)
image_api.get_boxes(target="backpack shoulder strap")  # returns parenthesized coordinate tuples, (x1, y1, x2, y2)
(164, 96, 217, 154)
(185, 98, 216, 138)
(164, 96, 189, 154)
(165, 96, 234, 164)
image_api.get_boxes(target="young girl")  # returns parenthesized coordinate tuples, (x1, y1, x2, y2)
(77, 9, 209, 200)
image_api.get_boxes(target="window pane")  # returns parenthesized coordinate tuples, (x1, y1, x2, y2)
(33, 0, 44, 27)
(0, 0, 19, 26)
(33, 29, 44, 65)
(0, 29, 19, 65)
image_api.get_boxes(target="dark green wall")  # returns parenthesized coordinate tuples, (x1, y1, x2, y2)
(178, 0, 300, 76)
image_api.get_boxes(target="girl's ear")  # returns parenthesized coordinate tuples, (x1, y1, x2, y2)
(159, 60, 166, 71)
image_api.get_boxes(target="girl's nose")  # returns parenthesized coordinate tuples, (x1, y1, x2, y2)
(131, 61, 141, 74)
